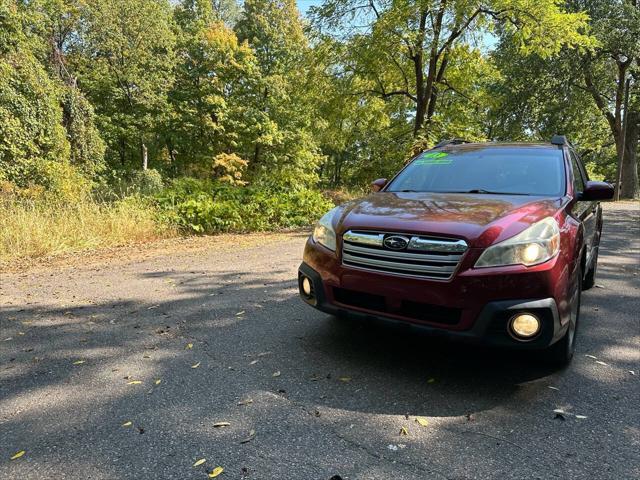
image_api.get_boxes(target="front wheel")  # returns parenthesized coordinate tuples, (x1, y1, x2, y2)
(546, 269, 582, 366)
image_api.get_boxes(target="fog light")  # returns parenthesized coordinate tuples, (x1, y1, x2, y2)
(301, 276, 312, 297)
(509, 313, 541, 339)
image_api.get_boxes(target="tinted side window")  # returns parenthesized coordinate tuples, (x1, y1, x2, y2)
(570, 150, 585, 195)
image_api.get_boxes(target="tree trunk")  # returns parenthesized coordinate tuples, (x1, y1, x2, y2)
(620, 109, 639, 199)
(141, 143, 148, 170)
(120, 137, 126, 167)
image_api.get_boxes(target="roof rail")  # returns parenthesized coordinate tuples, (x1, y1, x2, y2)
(550, 135, 570, 146)
(434, 138, 471, 148)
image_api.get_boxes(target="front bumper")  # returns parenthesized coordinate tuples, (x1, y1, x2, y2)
(299, 238, 570, 349)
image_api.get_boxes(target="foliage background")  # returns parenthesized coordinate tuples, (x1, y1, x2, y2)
(0, 0, 638, 260)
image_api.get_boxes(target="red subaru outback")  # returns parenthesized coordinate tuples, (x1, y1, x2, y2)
(298, 136, 614, 365)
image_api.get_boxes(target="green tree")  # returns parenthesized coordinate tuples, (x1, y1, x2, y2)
(573, 0, 639, 198)
(0, 0, 70, 187)
(235, 0, 323, 186)
(169, 0, 259, 181)
(311, 0, 596, 140)
(78, 0, 176, 170)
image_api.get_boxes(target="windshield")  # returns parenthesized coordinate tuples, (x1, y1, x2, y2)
(386, 147, 566, 196)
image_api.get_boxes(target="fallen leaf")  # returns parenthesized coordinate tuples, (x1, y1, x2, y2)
(73, 360, 85, 365)
(595, 284, 605, 288)
(213, 422, 230, 428)
(209, 467, 224, 478)
(249, 359, 259, 365)
(191, 362, 201, 369)
(10, 450, 25, 460)
(186, 343, 193, 350)
(193, 458, 206, 467)
(387, 444, 398, 451)
(155, 379, 162, 385)
(630, 371, 636, 375)
(575, 415, 588, 419)
(240, 429, 256, 444)
(122, 421, 132, 427)
(415, 417, 429, 427)
(585, 354, 597, 359)
(143, 354, 151, 359)
(548, 386, 559, 391)
(147, 305, 160, 310)
(595, 360, 608, 366)
(399, 426, 408, 436)
(127, 380, 142, 385)
(427, 378, 436, 384)
(338, 377, 351, 382)
(236, 311, 245, 316)
(237, 398, 253, 406)
(272, 371, 281, 377)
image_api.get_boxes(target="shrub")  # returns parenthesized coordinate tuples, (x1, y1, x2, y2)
(156, 177, 334, 234)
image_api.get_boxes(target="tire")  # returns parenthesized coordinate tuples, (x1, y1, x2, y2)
(546, 269, 582, 367)
(583, 246, 599, 290)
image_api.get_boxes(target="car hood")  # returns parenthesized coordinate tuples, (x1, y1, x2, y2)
(335, 192, 565, 248)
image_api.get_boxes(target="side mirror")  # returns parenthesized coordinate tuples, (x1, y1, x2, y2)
(580, 180, 614, 201)
(371, 178, 388, 193)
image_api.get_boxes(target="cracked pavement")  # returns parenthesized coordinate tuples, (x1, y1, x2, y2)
(1, 202, 638, 479)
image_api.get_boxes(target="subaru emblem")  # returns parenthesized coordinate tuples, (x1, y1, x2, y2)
(383, 235, 410, 250)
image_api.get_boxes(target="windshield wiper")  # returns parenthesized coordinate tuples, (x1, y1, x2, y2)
(456, 189, 531, 195)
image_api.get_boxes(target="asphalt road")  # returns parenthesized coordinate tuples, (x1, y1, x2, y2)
(1, 202, 638, 480)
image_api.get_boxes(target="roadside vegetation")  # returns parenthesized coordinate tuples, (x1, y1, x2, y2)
(0, 0, 637, 263)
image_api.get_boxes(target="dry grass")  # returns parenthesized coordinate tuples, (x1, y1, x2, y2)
(0, 197, 174, 264)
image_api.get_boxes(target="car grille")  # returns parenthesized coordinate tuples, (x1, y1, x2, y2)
(341, 230, 468, 280)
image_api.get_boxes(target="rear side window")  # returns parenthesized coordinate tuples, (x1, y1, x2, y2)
(387, 147, 566, 196)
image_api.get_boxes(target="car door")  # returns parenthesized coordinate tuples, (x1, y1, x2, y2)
(569, 149, 598, 266)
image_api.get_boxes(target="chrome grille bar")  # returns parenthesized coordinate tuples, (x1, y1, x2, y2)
(342, 230, 467, 280)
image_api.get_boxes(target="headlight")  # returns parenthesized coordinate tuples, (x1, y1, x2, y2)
(312, 207, 338, 251)
(475, 217, 560, 268)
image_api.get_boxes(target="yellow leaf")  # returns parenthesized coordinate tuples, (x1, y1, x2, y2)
(209, 467, 224, 477)
(427, 378, 436, 384)
(237, 398, 253, 406)
(272, 371, 281, 377)
(155, 379, 162, 385)
(339, 377, 351, 382)
(399, 426, 408, 436)
(191, 362, 201, 369)
(122, 421, 132, 427)
(415, 417, 429, 427)
(73, 360, 85, 365)
(127, 380, 142, 385)
(193, 458, 206, 467)
(10, 450, 25, 460)
(186, 343, 193, 349)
